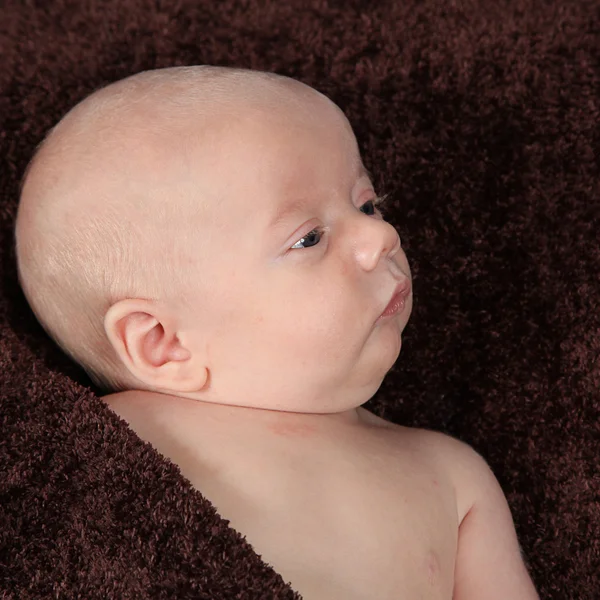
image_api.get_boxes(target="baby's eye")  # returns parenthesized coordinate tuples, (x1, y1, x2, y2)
(361, 200, 377, 216)
(362, 194, 389, 216)
(288, 194, 389, 252)
(290, 226, 325, 250)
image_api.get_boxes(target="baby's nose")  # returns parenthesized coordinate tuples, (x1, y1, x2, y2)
(357, 219, 401, 271)
(387, 233, 402, 258)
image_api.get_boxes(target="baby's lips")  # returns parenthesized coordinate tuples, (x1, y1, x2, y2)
(379, 279, 411, 318)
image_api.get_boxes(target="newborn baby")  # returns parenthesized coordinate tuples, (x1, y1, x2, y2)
(15, 65, 539, 599)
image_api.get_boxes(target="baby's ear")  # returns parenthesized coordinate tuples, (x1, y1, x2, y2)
(103, 298, 208, 393)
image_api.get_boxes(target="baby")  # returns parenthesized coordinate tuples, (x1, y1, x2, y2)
(15, 66, 539, 599)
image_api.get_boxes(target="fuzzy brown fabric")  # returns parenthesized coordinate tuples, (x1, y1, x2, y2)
(1, 1, 599, 598)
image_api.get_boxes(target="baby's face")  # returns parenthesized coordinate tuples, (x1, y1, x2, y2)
(172, 94, 413, 414)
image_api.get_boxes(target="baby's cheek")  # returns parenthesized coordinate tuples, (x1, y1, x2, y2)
(339, 260, 351, 277)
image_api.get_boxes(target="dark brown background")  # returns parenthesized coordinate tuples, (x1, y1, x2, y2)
(1, 1, 599, 598)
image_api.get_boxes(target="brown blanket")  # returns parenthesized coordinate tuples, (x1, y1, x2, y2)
(1, 1, 598, 598)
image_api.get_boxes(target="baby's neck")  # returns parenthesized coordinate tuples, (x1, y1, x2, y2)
(101, 389, 388, 495)
(103, 389, 365, 433)
(172, 391, 364, 428)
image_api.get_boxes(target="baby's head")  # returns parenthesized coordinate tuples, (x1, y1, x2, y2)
(15, 66, 412, 414)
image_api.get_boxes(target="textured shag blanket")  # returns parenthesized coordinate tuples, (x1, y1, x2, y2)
(1, 1, 598, 598)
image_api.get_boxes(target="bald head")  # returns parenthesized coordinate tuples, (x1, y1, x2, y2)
(14, 65, 341, 392)
(20, 66, 331, 229)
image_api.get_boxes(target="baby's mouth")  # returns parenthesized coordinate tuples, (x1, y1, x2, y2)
(377, 280, 411, 322)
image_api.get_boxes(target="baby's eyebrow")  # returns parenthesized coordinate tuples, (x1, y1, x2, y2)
(268, 196, 316, 231)
(268, 162, 372, 230)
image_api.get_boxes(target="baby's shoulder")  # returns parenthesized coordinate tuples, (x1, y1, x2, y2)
(401, 426, 499, 523)
(358, 406, 481, 467)
(358, 410, 493, 523)
(404, 425, 478, 459)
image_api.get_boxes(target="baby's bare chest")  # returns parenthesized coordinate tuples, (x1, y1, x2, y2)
(192, 427, 459, 600)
